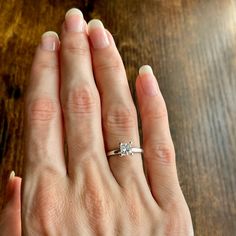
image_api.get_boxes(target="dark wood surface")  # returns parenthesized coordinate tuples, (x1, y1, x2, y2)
(0, 0, 236, 235)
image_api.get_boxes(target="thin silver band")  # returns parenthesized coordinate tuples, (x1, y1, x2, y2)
(107, 147, 143, 157)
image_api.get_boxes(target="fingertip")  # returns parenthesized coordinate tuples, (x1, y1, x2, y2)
(139, 65, 153, 76)
(65, 8, 83, 18)
(104, 29, 117, 47)
(6, 172, 21, 207)
(40, 31, 60, 52)
(88, 19, 104, 32)
(6, 171, 15, 198)
(137, 65, 159, 97)
(41, 31, 59, 39)
(87, 19, 109, 49)
(30, 31, 60, 78)
(9, 171, 15, 182)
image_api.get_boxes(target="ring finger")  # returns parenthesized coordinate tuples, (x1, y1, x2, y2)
(87, 20, 147, 188)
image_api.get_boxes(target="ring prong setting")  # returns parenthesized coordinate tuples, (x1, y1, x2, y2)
(119, 142, 133, 157)
(107, 141, 143, 158)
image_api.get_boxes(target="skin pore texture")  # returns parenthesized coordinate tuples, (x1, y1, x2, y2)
(0, 8, 194, 236)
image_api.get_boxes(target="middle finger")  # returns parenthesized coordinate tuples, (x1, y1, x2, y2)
(60, 9, 109, 177)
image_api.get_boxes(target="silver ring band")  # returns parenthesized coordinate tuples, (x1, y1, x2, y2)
(107, 142, 143, 158)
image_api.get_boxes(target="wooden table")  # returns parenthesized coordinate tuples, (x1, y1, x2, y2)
(0, 0, 235, 235)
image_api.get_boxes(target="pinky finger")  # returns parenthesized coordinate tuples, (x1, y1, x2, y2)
(136, 65, 182, 208)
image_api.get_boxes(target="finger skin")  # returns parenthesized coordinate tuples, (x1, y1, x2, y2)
(60, 10, 108, 177)
(136, 66, 183, 207)
(0, 176, 21, 236)
(25, 32, 66, 175)
(87, 20, 148, 189)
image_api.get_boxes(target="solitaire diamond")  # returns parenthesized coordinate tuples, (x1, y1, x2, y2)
(106, 141, 143, 158)
(119, 142, 133, 156)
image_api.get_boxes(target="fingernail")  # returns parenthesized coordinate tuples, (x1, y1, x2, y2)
(6, 171, 15, 201)
(9, 170, 15, 182)
(41, 31, 59, 51)
(88, 19, 109, 49)
(65, 8, 84, 32)
(139, 65, 153, 75)
(139, 65, 158, 96)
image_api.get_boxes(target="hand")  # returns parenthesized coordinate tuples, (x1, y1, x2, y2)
(20, 8, 193, 235)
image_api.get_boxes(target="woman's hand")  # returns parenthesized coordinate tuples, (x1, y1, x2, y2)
(5, 8, 193, 235)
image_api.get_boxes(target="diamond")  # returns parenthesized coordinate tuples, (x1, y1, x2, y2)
(120, 142, 133, 156)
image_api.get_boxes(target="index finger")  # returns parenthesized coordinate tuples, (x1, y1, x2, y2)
(25, 32, 66, 175)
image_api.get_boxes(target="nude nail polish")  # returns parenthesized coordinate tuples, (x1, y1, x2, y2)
(9, 170, 15, 181)
(139, 65, 158, 96)
(139, 65, 153, 75)
(41, 31, 59, 51)
(6, 170, 15, 201)
(88, 19, 109, 49)
(65, 8, 84, 32)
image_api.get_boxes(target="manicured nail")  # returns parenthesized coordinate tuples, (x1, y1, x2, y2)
(139, 65, 158, 96)
(6, 170, 15, 201)
(65, 8, 84, 32)
(9, 170, 15, 182)
(88, 19, 109, 49)
(41, 31, 59, 51)
(139, 65, 153, 75)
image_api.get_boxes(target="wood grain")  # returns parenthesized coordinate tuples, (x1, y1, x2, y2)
(0, 0, 236, 235)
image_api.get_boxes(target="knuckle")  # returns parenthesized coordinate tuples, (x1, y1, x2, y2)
(103, 104, 137, 133)
(31, 61, 58, 75)
(94, 58, 123, 73)
(144, 100, 168, 121)
(62, 86, 97, 115)
(164, 198, 182, 213)
(145, 142, 175, 166)
(68, 144, 99, 167)
(27, 98, 58, 122)
(62, 34, 89, 55)
(124, 192, 159, 228)
(164, 206, 194, 236)
(80, 181, 112, 222)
